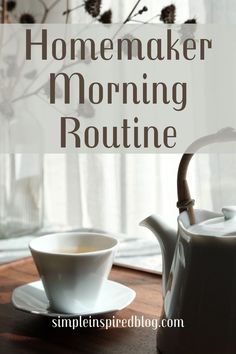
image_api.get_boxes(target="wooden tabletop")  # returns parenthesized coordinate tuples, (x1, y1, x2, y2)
(0, 257, 162, 354)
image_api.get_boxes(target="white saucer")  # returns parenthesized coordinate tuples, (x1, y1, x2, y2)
(12, 279, 136, 317)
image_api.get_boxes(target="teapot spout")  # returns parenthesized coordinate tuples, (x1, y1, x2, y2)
(140, 215, 177, 295)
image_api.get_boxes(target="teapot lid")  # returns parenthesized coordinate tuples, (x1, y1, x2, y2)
(188, 206, 236, 236)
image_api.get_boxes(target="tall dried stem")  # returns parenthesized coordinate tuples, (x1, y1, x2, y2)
(1, 0, 6, 24)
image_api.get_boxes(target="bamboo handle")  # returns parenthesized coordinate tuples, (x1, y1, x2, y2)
(177, 127, 236, 225)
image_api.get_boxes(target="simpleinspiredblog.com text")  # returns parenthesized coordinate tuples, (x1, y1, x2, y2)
(52, 315, 184, 330)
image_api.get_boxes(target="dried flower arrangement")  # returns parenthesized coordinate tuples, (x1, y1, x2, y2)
(0, 0, 197, 119)
(0, 1, 196, 25)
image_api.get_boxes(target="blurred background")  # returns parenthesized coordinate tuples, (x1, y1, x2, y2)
(1, 0, 236, 272)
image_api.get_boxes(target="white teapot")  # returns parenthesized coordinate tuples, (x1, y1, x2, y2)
(141, 128, 236, 354)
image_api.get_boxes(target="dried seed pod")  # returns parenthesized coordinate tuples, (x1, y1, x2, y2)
(99, 9, 112, 24)
(84, 0, 101, 18)
(184, 18, 197, 24)
(138, 6, 148, 15)
(7, 0, 16, 12)
(19, 13, 36, 23)
(160, 4, 176, 24)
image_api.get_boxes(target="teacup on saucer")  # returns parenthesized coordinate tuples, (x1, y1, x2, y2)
(29, 232, 118, 314)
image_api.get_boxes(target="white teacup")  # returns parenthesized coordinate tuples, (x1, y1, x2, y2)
(29, 232, 118, 314)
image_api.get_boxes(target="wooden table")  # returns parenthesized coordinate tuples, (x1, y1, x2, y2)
(0, 258, 162, 354)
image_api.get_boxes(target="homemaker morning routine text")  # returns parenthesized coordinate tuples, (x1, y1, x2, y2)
(25, 28, 212, 150)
